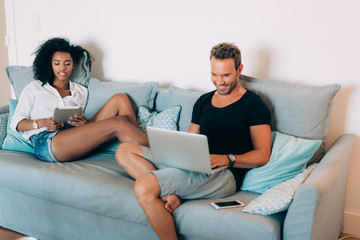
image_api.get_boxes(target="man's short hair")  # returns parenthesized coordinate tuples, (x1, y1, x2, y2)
(210, 42, 242, 70)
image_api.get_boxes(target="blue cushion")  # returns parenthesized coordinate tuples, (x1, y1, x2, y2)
(0, 104, 9, 114)
(0, 113, 9, 148)
(137, 105, 181, 134)
(1, 99, 35, 154)
(6, 52, 90, 99)
(242, 164, 317, 215)
(84, 78, 158, 119)
(241, 131, 321, 194)
(155, 86, 203, 132)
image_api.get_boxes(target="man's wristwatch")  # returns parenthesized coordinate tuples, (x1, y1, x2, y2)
(227, 154, 236, 168)
(32, 119, 39, 129)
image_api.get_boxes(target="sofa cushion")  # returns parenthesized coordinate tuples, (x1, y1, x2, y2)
(241, 131, 321, 194)
(6, 52, 90, 99)
(0, 149, 285, 239)
(0, 104, 9, 114)
(239, 75, 340, 163)
(1, 99, 35, 154)
(174, 191, 285, 240)
(242, 163, 317, 215)
(155, 86, 203, 132)
(0, 113, 9, 148)
(84, 78, 158, 119)
(0, 150, 148, 225)
(137, 105, 182, 134)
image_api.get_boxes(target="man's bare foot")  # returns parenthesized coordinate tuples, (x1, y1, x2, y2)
(161, 195, 182, 213)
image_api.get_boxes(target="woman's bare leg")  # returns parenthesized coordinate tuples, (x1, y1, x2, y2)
(51, 116, 148, 162)
(90, 93, 137, 126)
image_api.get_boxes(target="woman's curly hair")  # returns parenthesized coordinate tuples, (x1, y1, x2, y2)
(32, 37, 93, 85)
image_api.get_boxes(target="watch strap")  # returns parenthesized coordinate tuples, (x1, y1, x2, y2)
(227, 154, 236, 168)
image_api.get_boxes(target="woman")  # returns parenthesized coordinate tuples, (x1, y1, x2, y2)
(10, 37, 148, 162)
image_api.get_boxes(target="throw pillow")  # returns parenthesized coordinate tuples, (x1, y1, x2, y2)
(0, 113, 9, 148)
(242, 164, 318, 215)
(0, 104, 9, 114)
(1, 99, 35, 154)
(137, 105, 182, 134)
(241, 131, 321, 194)
(6, 52, 90, 99)
(84, 78, 159, 119)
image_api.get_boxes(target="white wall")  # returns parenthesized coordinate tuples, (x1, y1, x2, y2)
(0, 0, 10, 105)
(4, 0, 360, 235)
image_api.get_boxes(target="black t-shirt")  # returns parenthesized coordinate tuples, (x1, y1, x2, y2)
(191, 90, 271, 189)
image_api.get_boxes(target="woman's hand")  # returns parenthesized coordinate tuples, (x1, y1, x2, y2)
(68, 113, 87, 127)
(46, 118, 64, 132)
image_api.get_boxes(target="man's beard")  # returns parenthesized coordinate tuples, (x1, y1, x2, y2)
(216, 79, 238, 95)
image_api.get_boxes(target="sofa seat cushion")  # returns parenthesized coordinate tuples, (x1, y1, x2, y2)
(0, 149, 285, 239)
(0, 150, 147, 225)
(175, 191, 285, 240)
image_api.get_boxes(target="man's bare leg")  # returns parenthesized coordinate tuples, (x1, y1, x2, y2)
(116, 143, 156, 179)
(134, 173, 177, 240)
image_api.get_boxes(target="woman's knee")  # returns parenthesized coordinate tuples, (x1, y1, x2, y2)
(110, 93, 130, 106)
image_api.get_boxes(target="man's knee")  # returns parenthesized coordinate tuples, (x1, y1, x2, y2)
(115, 142, 138, 166)
(134, 174, 160, 204)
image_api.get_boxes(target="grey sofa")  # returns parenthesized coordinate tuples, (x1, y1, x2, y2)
(0, 74, 355, 240)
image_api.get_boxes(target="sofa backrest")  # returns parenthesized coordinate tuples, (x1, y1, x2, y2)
(155, 76, 340, 161)
(154, 86, 204, 132)
(240, 75, 340, 146)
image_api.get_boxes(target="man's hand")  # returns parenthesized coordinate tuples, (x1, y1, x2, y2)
(46, 118, 64, 132)
(68, 113, 87, 127)
(161, 195, 182, 213)
(210, 154, 229, 168)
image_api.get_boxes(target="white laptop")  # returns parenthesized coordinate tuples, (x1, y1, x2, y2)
(146, 126, 227, 174)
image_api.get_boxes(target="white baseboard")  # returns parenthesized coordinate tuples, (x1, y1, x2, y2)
(344, 211, 360, 235)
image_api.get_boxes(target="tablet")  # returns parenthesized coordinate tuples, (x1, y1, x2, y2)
(53, 106, 83, 123)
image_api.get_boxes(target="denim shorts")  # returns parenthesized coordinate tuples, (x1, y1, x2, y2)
(30, 130, 59, 163)
(141, 146, 236, 200)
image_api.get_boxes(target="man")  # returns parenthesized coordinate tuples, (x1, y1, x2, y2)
(116, 42, 272, 240)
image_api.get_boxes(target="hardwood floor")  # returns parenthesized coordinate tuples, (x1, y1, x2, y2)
(1, 226, 360, 240)
(0, 226, 23, 239)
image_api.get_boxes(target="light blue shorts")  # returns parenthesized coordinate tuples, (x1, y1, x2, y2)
(30, 130, 59, 163)
(141, 146, 236, 199)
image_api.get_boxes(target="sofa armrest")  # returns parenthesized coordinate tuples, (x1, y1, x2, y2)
(283, 134, 355, 240)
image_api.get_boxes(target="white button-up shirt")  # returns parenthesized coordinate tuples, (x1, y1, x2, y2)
(11, 80, 88, 141)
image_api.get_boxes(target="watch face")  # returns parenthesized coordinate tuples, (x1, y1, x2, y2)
(229, 154, 236, 161)
(33, 122, 38, 129)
